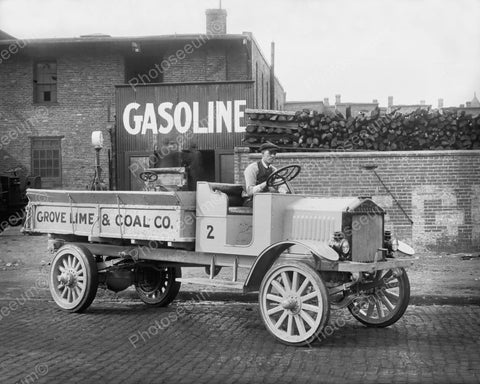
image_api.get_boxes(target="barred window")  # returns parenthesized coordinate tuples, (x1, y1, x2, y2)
(31, 137, 62, 187)
(34, 61, 57, 103)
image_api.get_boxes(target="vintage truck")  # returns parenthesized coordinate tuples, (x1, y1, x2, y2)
(1, 168, 41, 232)
(23, 164, 415, 346)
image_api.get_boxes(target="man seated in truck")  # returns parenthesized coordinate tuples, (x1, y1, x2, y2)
(243, 142, 287, 207)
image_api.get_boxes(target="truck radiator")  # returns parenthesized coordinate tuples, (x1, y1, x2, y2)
(350, 214, 383, 263)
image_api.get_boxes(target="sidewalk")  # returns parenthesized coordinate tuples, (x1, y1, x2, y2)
(1, 226, 479, 305)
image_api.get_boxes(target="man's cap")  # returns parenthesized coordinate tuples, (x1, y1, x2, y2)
(259, 142, 280, 153)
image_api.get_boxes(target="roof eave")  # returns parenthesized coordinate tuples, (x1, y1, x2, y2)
(0, 33, 247, 47)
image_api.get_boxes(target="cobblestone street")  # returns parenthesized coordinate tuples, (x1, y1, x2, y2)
(1, 0, 479, 383)
(1, 229, 480, 383)
(1, 295, 479, 384)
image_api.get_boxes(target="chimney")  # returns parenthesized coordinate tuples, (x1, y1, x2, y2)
(206, 7, 227, 35)
(466, 101, 472, 107)
(372, 99, 378, 104)
(335, 94, 341, 104)
(323, 97, 329, 106)
(388, 96, 393, 107)
(420, 100, 426, 105)
(438, 98, 444, 108)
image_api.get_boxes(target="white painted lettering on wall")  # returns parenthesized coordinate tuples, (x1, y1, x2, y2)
(411, 185, 464, 246)
(122, 100, 247, 135)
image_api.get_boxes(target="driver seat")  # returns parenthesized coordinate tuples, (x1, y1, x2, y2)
(209, 183, 253, 215)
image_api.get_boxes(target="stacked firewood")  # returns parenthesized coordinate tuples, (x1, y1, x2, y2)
(244, 108, 480, 151)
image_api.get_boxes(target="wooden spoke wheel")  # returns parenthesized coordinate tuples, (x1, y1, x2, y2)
(348, 268, 410, 327)
(135, 265, 181, 307)
(259, 261, 330, 346)
(49, 244, 98, 312)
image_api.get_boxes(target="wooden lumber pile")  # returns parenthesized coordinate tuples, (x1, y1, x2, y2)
(244, 109, 298, 147)
(244, 107, 480, 151)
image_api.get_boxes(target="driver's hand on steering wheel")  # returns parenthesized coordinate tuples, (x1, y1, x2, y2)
(264, 183, 281, 193)
(277, 184, 289, 194)
(265, 184, 287, 193)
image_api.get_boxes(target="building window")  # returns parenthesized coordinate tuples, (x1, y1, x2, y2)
(34, 61, 57, 103)
(125, 56, 163, 84)
(31, 137, 62, 187)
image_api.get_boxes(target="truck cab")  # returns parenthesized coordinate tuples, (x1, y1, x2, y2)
(195, 181, 387, 264)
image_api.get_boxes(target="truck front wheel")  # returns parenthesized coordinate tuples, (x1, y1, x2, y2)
(135, 265, 181, 307)
(49, 244, 98, 312)
(259, 261, 330, 346)
(348, 267, 410, 327)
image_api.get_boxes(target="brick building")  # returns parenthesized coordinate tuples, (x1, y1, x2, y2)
(0, 8, 286, 189)
(456, 93, 480, 116)
(284, 101, 325, 113)
(332, 94, 379, 117)
(285, 95, 380, 118)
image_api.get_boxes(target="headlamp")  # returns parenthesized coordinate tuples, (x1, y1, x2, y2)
(341, 239, 350, 255)
(329, 231, 351, 260)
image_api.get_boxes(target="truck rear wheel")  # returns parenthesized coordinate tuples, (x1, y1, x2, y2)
(348, 267, 410, 327)
(259, 261, 330, 346)
(135, 265, 181, 307)
(50, 244, 98, 312)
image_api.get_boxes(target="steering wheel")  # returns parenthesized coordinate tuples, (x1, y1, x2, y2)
(139, 171, 158, 182)
(139, 171, 169, 192)
(266, 165, 301, 193)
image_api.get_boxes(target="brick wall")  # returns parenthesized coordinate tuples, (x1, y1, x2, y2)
(0, 49, 123, 189)
(234, 148, 480, 252)
(249, 36, 285, 110)
(162, 41, 248, 83)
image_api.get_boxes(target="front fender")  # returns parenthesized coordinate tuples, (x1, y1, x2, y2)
(397, 240, 415, 256)
(243, 240, 339, 293)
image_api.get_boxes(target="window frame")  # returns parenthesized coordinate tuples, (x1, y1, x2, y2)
(33, 60, 58, 104)
(31, 136, 63, 187)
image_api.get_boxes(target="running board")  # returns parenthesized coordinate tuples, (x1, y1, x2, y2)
(176, 278, 244, 290)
